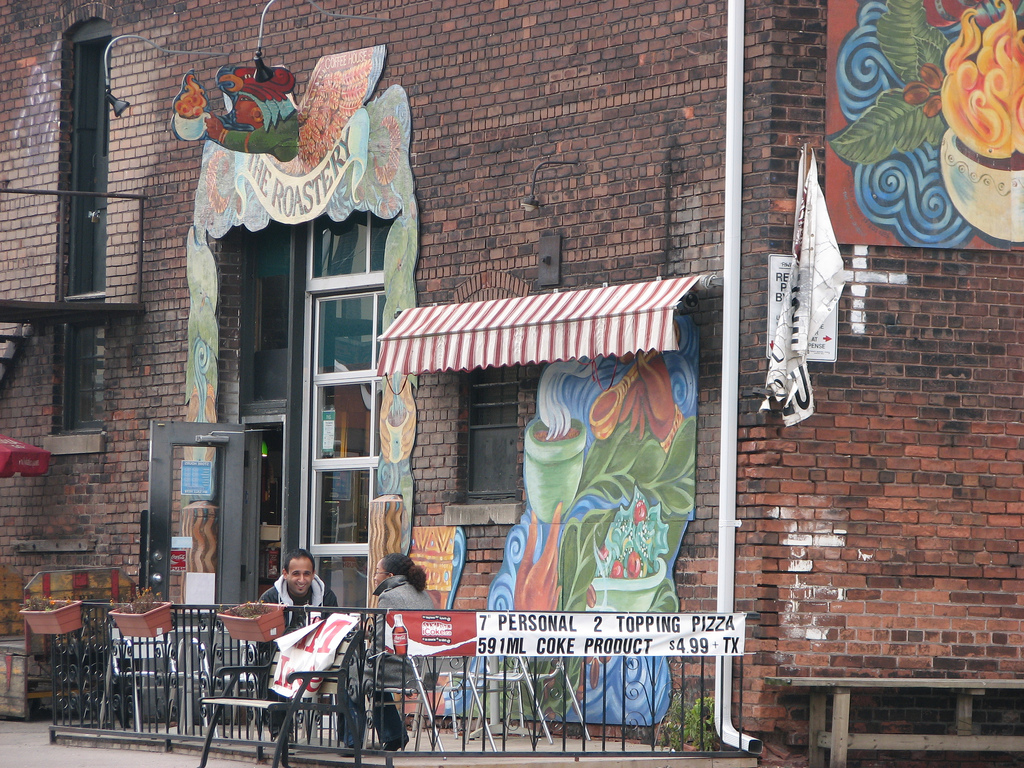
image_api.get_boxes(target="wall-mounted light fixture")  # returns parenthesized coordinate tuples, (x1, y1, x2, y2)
(103, 34, 230, 117)
(520, 159, 579, 211)
(253, 0, 387, 82)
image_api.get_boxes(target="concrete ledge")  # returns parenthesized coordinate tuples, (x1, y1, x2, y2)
(442, 502, 523, 526)
(42, 432, 106, 455)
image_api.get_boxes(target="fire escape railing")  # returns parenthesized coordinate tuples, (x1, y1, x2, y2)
(0, 187, 147, 310)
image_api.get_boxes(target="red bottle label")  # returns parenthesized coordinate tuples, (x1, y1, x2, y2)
(393, 626, 408, 655)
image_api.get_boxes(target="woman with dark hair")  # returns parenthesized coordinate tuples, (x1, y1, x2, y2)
(368, 552, 433, 750)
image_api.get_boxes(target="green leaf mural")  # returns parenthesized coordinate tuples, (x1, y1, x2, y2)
(829, 0, 950, 166)
(830, 89, 945, 164)
(876, 0, 948, 82)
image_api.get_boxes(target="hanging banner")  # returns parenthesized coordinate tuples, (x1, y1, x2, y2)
(272, 612, 361, 697)
(383, 611, 479, 657)
(384, 611, 745, 657)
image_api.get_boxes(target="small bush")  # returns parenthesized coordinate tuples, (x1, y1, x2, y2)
(222, 601, 277, 618)
(22, 596, 75, 612)
(660, 693, 718, 751)
(113, 588, 161, 614)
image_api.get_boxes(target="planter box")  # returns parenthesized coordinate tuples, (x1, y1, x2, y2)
(19, 601, 83, 635)
(219, 605, 286, 642)
(110, 602, 173, 638)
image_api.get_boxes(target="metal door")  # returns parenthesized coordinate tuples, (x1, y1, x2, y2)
(146, 421, 247, 604)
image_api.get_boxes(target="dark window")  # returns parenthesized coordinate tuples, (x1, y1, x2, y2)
(468, 368, 519, 499)
(251, 223, 292, 402)
(65, 325, 105, 430)
(313, 212, 390, 278)
(63, 22, 110, 431)
(68, 24, 110, 296)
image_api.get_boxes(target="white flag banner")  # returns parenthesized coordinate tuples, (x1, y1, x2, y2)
(763, 146, 846, 425)
(271, 612, 360, 697)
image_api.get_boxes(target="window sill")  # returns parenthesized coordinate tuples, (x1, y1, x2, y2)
(42, 432, 106, 455)
(442, 502, 522, 526)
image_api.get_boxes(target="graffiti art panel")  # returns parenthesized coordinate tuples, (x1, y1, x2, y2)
(826, 0, 1024, 248)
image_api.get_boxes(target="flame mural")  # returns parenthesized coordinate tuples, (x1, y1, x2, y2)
(941, 5, 1024, 157)
(486, 316, 699, 727)
(826, 0, 1024, 248)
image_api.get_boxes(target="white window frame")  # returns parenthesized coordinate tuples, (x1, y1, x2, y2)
(299, 216, 387, 566)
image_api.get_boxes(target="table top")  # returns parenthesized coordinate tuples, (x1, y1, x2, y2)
(766, 676, 1024, 690)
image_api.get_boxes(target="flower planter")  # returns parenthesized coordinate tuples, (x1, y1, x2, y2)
(110, 602, 173, 638)
(218, 605, 286, 642)
(19, 601, 83, 635)
(590, 558, 667, 612)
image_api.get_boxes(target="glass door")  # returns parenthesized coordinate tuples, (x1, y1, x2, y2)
(146, 421, 246, 604)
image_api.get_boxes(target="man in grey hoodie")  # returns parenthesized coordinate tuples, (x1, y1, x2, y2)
(260, 548, 339, 630)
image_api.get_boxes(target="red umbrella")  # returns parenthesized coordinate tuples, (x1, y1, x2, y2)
(0, 435, 51, 477)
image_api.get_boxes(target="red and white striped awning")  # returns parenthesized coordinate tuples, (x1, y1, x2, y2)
(377, 275, 704, 376)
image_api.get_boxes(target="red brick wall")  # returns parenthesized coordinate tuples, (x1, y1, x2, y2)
(2, 1, 1022, 764)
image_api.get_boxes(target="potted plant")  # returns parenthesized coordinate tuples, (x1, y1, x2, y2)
(109, 589, 173, 638)
(218, 601, 286, 642)
(19, 596, 83, 635)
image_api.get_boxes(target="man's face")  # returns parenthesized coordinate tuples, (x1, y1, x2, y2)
(283, 556, 315, 600)
(233, 97, 264, 129)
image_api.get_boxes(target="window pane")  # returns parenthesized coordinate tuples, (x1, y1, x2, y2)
(317, 384, 373, 458)
(317, 555, 367, 608)
(369, 215, 389, 272)
(69, 325, 105, 429)
(313, 215, 367, 277)
(318, 296, 374, 373)
(469, 367, 519, 497)
(471, 368, 519, 425)
(256, 224, 291, 350)
(317, 469, 370, 544)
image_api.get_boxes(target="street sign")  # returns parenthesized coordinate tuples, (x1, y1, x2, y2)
(766, 253, 838, 363)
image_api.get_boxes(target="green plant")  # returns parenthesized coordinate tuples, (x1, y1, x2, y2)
(222, 601, 277, 619)
(22, 596, 75, 612)
(660, 693, 718, 751)
(113, 588, 161, 614)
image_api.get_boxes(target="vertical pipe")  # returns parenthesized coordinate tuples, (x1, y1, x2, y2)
(716, 0, 761, 753)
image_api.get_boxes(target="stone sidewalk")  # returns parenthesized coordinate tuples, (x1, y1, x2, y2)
(0, 717, 243, 768)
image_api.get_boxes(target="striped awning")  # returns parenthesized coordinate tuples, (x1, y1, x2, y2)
(377, 275, 704, 376)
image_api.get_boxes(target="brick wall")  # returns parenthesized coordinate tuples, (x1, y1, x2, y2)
(1, 1, 1022, 764)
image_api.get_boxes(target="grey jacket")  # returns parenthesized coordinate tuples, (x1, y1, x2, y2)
(368, 575, 434, 689)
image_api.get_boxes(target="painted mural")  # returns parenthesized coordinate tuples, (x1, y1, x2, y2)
(409, 525, 466, 610)
(487, 316, 699, 726)
(826, 0, 1024, 248)
(173, 45, 419, 520)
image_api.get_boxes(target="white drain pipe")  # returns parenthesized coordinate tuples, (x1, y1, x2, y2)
(715, 0, 762, 753)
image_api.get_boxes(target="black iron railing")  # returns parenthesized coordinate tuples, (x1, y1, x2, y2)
(47, 603, 750, 759)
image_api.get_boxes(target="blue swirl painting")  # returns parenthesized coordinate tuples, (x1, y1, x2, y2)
(826, 0, 1023, 249)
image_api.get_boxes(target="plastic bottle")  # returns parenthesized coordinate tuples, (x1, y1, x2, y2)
(392, 613, 408, 655)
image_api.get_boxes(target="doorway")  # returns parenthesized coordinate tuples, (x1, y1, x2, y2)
(245, 424, 285, 599)
(146, 421, 246, 604)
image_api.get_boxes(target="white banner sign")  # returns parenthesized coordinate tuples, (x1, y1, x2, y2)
(271, 612, 360, 697)
(767, 254, 838, 362)
(474, 612, 745, 657)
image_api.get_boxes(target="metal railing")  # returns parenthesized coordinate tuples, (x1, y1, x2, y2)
(0, 187, 146, 306)
(47, 603, 750, 759)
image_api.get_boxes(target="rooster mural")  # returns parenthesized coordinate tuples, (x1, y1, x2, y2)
(175, 46, 419, 522)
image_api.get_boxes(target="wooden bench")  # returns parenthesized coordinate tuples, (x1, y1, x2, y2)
(767, 676, 1024, 768)
(197, 626, 363, 768)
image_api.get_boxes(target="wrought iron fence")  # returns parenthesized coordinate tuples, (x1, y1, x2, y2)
(48, 603, 750, 759)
